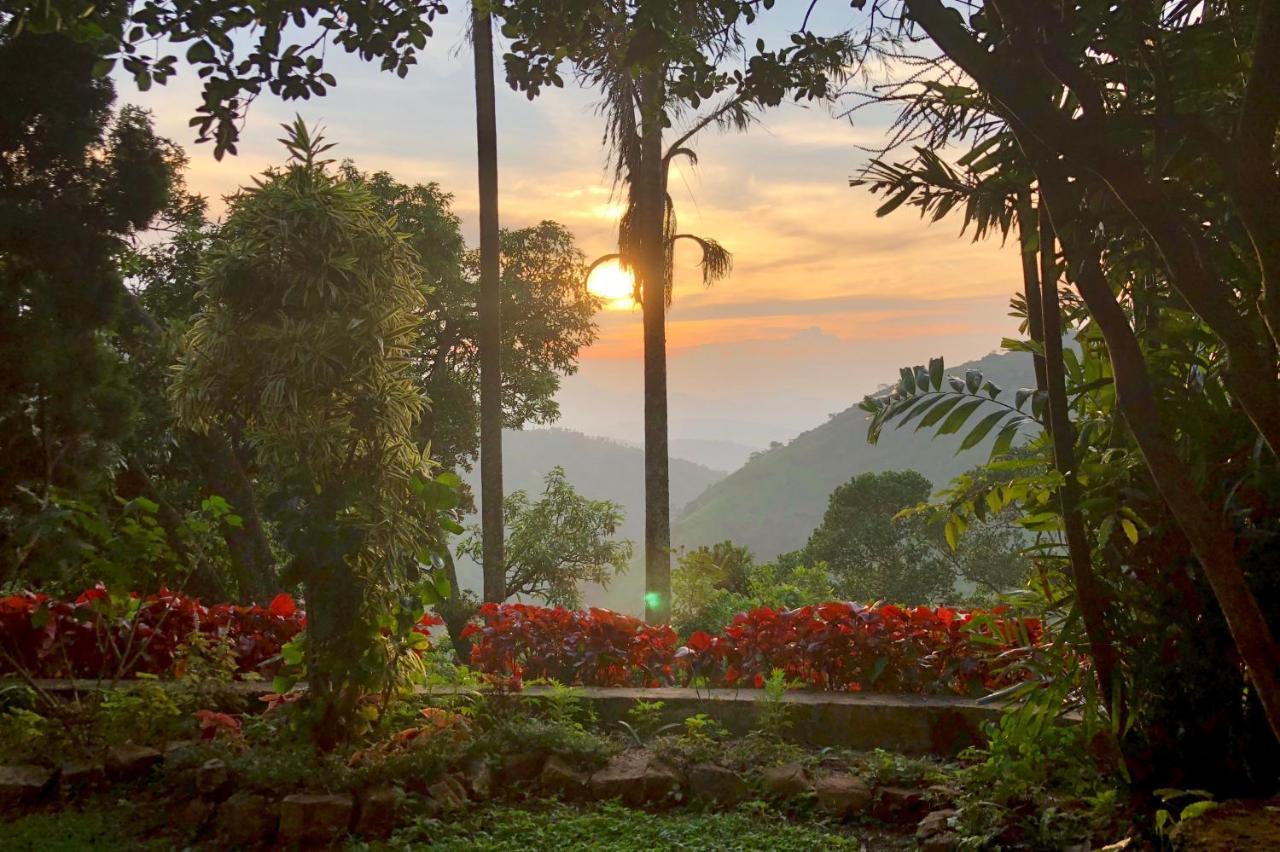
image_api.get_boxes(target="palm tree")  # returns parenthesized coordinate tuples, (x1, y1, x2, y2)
(498, 0, 850, 624)
(591, 66, 739, 625)
(471, 0, 505, 604)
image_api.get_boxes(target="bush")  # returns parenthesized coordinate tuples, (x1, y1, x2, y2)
(464, 601, 1039, 696)
(0, 585, 303, 679)
(680, 601, 1040, 695)
(462, 603, 680, 688)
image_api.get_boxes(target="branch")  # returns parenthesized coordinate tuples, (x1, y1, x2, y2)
(1238, 0, 1280, 167)
(664, 91, 754, 156)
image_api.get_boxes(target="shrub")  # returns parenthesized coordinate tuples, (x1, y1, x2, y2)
(461, 603, 680, 688)
(0, 586, 303, 679)
(465, 601, 1039, 696)
(680, 601, 1040, 695)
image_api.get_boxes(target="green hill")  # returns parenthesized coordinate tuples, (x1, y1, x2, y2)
(457, 428, 727, 612)
(672, 349, 1038, 561)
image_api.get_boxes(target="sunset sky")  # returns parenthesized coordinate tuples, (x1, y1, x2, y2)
(123, 3, 1021, 452)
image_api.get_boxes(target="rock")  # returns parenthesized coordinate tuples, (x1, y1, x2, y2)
(917, 809, 960, 851)
(427, 777, 468, 813)
(174, 797, 216, 831)
(59, 762, 106, 796)
(814, 773, 872, 818)
(355, 788, 399, 839)
(589, 751, 656, 806)
(217, 791, 277, 847)
(689, 763, 747, 806)
(278, 793, 354, 846)
(925, 783, 960, 807)
(922, 832, 961, 852)
(540, 755, 590, 801)
(642, 759, 684, 805)
(761, 763, 811, 800)
(163, 740, 199, 760)
(0, 765, 55, 808)
(498, 752, 545, 787)
(461, 758, 493, 800)
(196, 758, 234, 801)
(873, 786, 928, 824)
(105, 744, 163, 781)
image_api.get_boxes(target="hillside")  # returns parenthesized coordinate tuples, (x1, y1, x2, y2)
(672, 349, 1038, 561)
(455, 428, 727, 612)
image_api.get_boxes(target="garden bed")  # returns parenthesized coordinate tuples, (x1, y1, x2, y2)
(18, 679, 1004, 756)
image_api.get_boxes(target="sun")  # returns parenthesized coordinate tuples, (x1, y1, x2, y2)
(586, 259, 636, 311)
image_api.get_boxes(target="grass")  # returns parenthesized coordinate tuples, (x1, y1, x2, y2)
(0, 802, 170, 852)
(366, 801, 911, 852)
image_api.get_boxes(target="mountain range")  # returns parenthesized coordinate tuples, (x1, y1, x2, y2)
(456, 348, 1037, 612)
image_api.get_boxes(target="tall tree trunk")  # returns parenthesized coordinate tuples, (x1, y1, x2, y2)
(472, 1, 505, 605)
(1015, 191, 1048, 394)
(906, 0, 1280, 456)
(638, 73, 672, 625)
(436, 548, 474, 661)
(1035, 200, 1121, 714)
(1038, 167, 1280, 744)
(116, 456, 227, 600)
(183, 429, 277, 602)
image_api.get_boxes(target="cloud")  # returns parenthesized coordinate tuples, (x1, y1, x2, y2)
(118, 10, 1023, 445)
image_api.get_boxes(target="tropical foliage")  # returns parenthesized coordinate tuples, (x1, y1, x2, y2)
(463, 600, 1039, 696)
(459, 467, 633, 608)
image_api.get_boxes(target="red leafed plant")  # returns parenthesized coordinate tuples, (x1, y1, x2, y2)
(674, 602, 1041, 695)
(461, 603, 680, 688)
(194, 709, 242, 741)
(464, 602, 1040, 696)
(0, 586, 305, 680)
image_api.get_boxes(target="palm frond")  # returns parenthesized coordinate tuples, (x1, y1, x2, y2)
(672, 234, 733, 289)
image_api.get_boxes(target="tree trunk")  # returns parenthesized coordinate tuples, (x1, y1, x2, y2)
(1039, 167, 1280, 745)
(116, 456, 227, 599)
(472, 1, 505, 605)
(906, 0, 1280, 456)
(1015, 191, 1048, 393)
(183, 429, 277, 602)
(1035, 200, 1121, 714)
(303, 559, 363, 751)
(638, 73, 672, 625)
(436, 548, 475, 661)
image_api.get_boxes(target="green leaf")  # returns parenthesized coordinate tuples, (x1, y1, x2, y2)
(899, 366, 917, 395)
(938, 399, 985, 436)
(897, 394, 947, 428)
(1180, 801, 1218, 821)
(186, 40, 215, 64)
(917, 396, 963, 430)
(959, 410, 1008, 452)
(928, 357, 944, 391)
(1120, 518, 1139, 544)
(281, 641, 304, 666)
(990, 421, 1021, 460)
(126, 497, 160, 515)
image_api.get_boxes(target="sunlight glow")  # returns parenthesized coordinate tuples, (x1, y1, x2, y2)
(586, 259, 636, 311)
